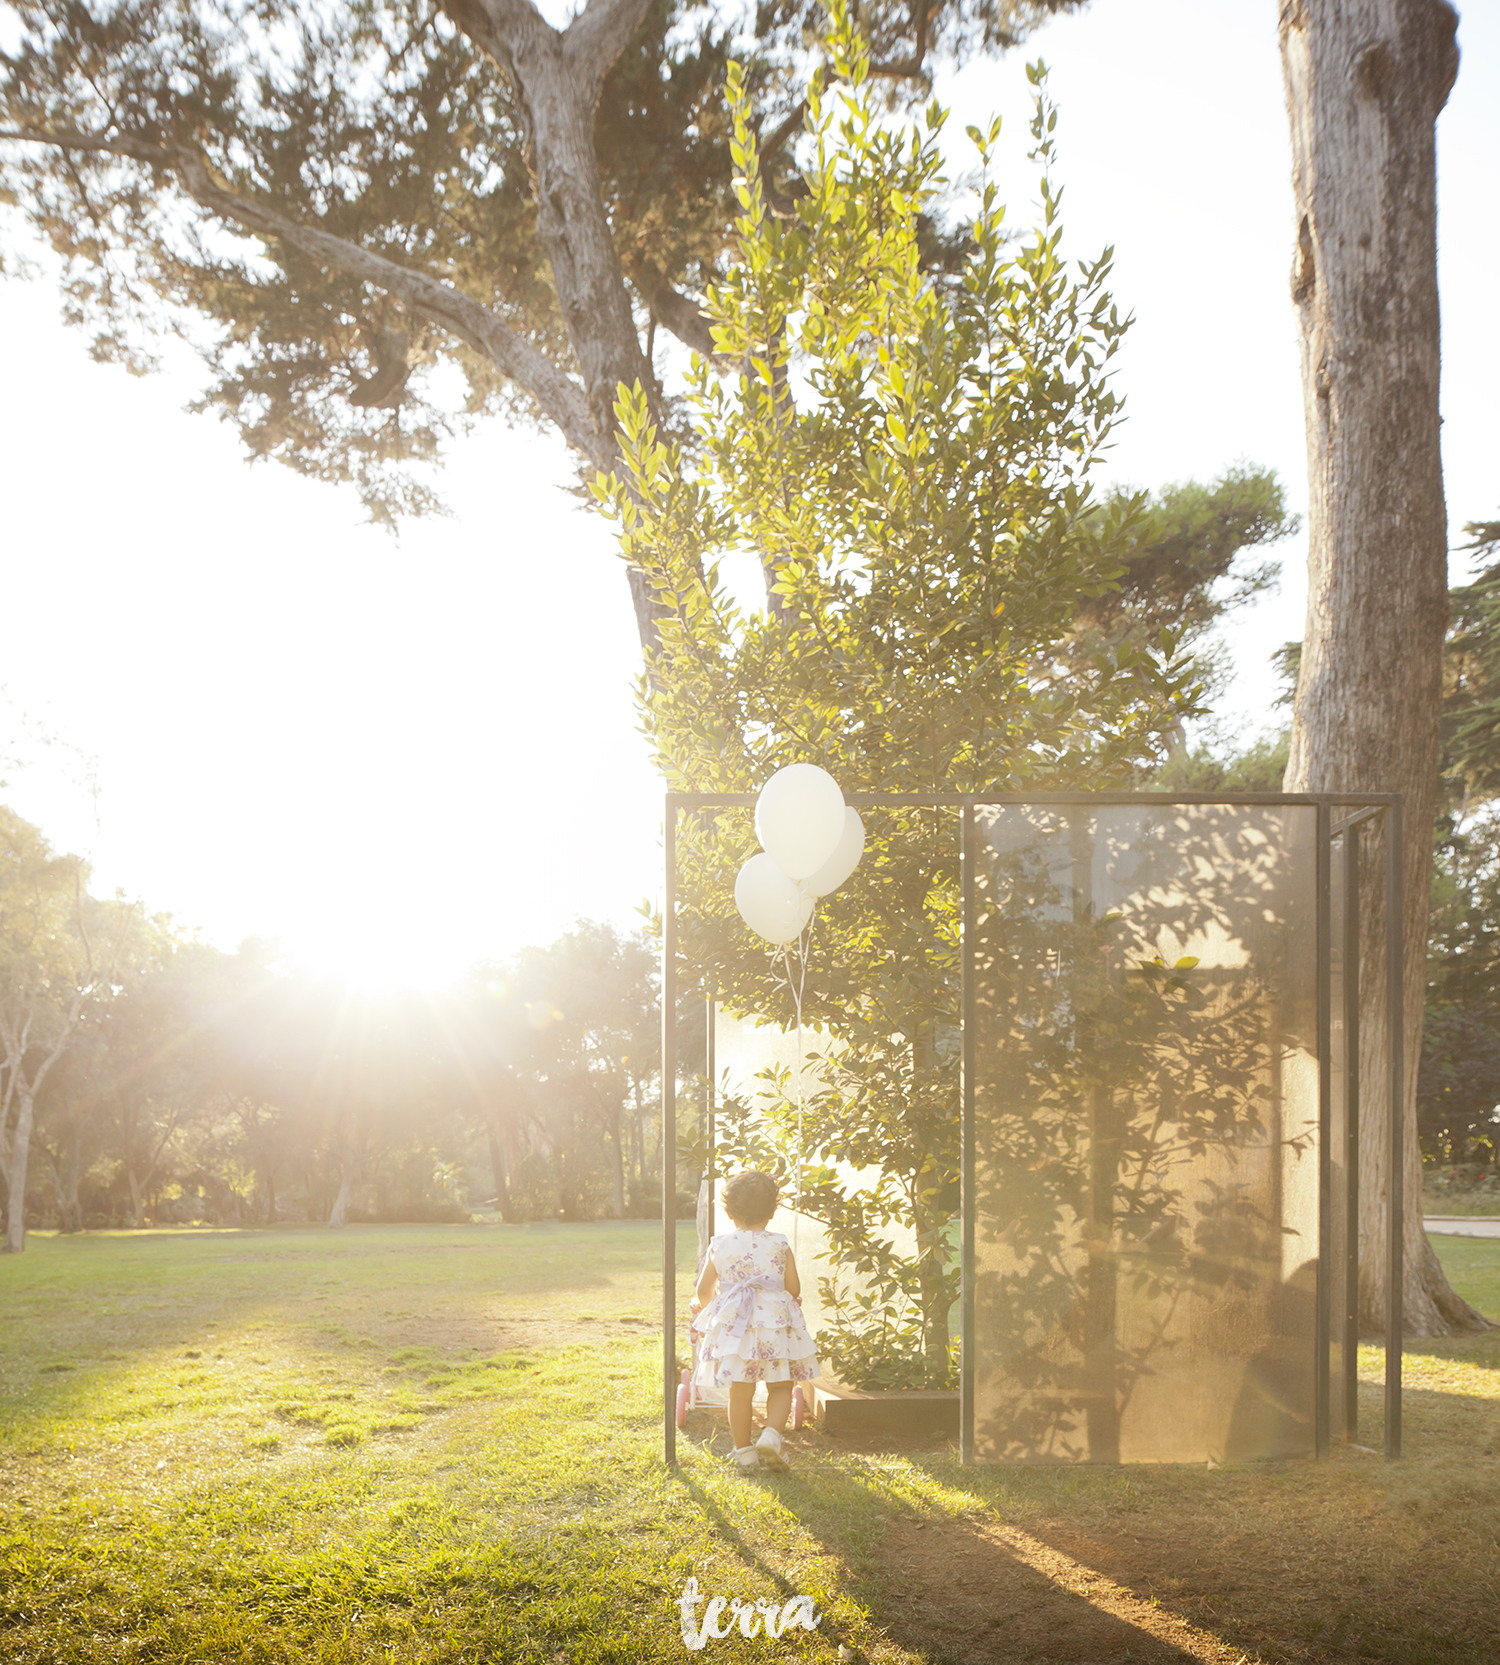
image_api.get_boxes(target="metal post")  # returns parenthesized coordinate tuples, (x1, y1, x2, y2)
(663, 801, 678, 1468)
(1344, 824, 1361, 1439)
(960, 800, 977, 1465)
(1315, 801, 1332, 1459)
(705, 996, 716, 1242)
(1385, 798, 1404, 1457)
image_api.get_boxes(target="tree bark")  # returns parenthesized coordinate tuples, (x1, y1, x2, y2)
(447, 0, 653, 441)
(1278, 0, 1482, 1334)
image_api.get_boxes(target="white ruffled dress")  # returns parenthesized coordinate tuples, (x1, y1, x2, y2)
(691, 1228, 820, 1387)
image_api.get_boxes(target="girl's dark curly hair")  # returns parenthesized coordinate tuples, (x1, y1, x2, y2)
(722, 1170, 778, 1226)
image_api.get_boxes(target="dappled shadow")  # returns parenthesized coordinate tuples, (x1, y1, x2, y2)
(745, 1355, 1500, 1665)
(974, 805, 1323, 1466)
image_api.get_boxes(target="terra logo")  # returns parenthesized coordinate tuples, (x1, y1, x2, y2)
(678, 1576, 824, 1649)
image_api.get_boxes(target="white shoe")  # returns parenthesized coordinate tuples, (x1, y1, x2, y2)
(755, 1427, 790, 1472)
(730, 1445, 760, 1471)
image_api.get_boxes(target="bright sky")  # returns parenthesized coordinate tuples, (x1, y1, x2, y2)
(1, 0, 1495, 989)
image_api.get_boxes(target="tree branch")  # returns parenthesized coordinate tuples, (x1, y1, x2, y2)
(633, 261, 717, 358)
(565, 0, 658, 106)
(867, 0, 935, 79)
(759, 101, 808, 165)
(442, 0, 553, 91)
(755, 103, 812, 218)
(0, 125, 609, 465)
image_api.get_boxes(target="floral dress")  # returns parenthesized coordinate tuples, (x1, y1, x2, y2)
(691, 1228, 820, 1387)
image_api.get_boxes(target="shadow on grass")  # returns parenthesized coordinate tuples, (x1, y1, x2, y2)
(730, 1444, 1218, 1664)
(685, 1358, 1500, 1665)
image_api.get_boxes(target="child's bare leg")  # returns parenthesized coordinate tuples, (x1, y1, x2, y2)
(728, 1382, 755, 1448)
(764, 1381, 794, 1434)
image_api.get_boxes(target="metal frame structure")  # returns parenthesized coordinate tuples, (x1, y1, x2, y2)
(662, 791, 1404, 1467)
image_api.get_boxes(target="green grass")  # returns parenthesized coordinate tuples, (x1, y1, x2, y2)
(1422, 1188, 1500, 1217)
(2, 1223, 1500, 1662)
(1421, 1233, 1500, 1318)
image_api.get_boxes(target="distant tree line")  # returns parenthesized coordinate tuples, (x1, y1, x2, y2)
(0, 825, 672, 1248)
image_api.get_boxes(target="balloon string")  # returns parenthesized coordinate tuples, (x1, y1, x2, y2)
(770, 912, 814, 1260)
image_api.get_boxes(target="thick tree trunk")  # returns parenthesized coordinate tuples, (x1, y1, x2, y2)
(1279, 0, 1481, 1335)
(3, 1091, 35, 1253)
(446, 0, 664, 652)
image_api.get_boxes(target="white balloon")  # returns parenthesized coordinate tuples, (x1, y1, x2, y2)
(804, 807, 865, 896)
(755, 764, 846, 881)
(734, 854, 814, 945)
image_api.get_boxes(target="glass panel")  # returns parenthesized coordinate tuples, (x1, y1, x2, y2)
(971, 803, 1321, 1463)
(711, 1010, 862, 1343)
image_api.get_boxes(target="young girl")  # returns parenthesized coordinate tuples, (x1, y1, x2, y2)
(689, 1170, 819, 1472)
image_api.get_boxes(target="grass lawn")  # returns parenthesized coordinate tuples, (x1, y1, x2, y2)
(1, 1223, 1498, 1663)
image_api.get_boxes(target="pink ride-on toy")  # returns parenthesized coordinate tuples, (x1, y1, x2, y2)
(674, 1350, 806, 1431)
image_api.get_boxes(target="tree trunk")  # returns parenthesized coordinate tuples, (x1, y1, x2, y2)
(3, 1090, 35, 1253)
(126, 1163, 147, 1229)
(487, 1116, 510, 1220)
(41, 1133, 84, 1233)
(610, 1109, 626, 1219)
(446, 0, 665, 651)
(327, 1169, 354, 1229)
(1279, 0, 1481, 1335)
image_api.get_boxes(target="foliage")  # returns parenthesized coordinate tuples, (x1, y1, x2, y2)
(1153, 725, 1290, 795)
(0, 0, 1086, 524)
(1428, 802, 1500, 1013)
(1411, 524, 1500, 1169)
(1420, 798, 1500, 1166)
(30, 913, 195, 1232)
(457, 920, 662, 1221)
(1443, 532, 1500, 804)
(1066, 466, 1295, 720)
(595, 24, 1204, 1387)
